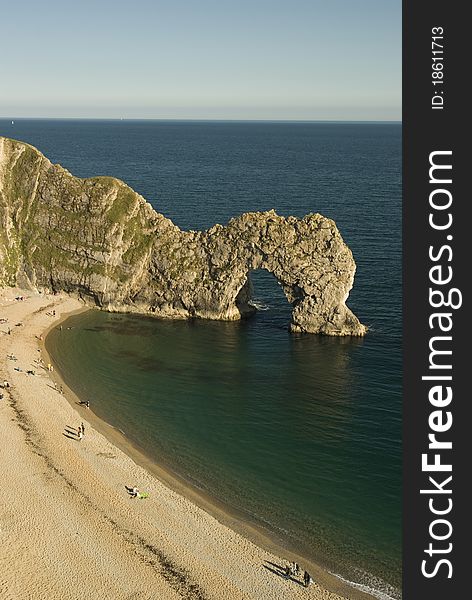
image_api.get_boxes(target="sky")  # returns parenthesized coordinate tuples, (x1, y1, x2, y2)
(1, 0, 401, 121)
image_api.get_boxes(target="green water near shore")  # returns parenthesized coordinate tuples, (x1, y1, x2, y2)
(46, 296, 401, 599)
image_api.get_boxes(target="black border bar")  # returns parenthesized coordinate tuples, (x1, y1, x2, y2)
(403, 2, 467, 598)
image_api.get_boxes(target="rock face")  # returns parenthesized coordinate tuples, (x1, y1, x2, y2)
(0, 137, 366, 335)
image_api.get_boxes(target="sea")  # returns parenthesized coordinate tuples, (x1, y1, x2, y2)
(1, 119, 402, 599)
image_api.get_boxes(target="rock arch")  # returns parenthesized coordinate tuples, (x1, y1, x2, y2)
(0, 137, 366, 336)
(178, 210, 366, 336)
(146, 210, 366, 335)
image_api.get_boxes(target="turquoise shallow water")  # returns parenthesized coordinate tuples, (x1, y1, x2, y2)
(2, 119, 402, 598)
(46, 269, 401, 598)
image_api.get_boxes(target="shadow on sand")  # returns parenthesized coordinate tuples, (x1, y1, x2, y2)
(63, 425, 79, 440)
(263, 561, 304, 587)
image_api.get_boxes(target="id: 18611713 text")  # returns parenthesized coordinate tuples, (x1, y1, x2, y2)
(432, 27, 444, 110)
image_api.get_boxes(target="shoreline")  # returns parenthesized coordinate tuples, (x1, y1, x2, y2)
(44, 308, 388, 600)
(1, 288, 378, 600)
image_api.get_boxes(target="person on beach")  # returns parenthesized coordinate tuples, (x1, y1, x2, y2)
(131, 487, 140, 498)
(303, 570, 312, 587)
(284, 564, 291, 579)
(77, 429, 83, 441)
(80, 422, 85, 435)
(2, 380, 10, 388)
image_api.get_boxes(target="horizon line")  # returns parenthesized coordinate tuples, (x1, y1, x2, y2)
(2, 116, 402, 124)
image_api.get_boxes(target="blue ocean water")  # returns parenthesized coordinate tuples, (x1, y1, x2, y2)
(1, 119, 401, 598)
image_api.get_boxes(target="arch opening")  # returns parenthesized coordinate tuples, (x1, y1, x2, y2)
(235, 268, 294, 328)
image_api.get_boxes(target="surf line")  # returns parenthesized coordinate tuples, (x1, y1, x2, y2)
(420, 150, 462, 581)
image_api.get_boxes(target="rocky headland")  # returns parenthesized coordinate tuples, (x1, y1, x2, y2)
(0, 136, 366, 335)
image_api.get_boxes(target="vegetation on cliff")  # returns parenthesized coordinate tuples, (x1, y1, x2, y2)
(0, 137, 366, 335)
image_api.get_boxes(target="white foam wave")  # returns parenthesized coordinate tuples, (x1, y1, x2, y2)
(329, 570, 401, 600)
(248, 299, 270, 311)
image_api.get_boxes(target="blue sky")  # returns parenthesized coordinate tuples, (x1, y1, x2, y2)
(1, 0, 401, 120)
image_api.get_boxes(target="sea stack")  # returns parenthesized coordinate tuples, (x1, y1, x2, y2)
(0, 137, 366, 335)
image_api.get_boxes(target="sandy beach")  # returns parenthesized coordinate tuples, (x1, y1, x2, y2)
(0, 288, 374, 600)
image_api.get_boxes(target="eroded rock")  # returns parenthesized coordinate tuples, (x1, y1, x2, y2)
(0, 137, 366, 335)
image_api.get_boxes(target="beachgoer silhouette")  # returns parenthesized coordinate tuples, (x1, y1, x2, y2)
(77, 430, 83, 441)
(303, 571, 311, 587)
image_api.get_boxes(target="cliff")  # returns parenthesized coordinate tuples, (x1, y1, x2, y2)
(0, 137, 366, 335)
